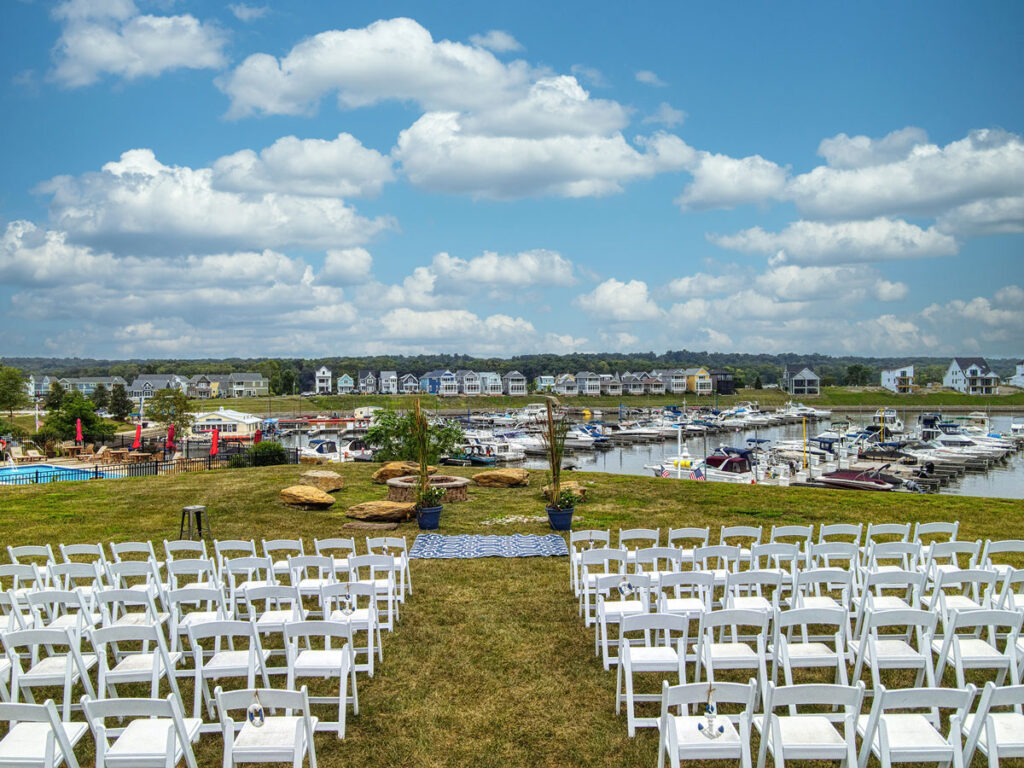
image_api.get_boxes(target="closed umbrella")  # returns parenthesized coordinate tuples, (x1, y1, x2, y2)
(210, 428, 219, 457)
(75, 418, 83, 444)
(253, 429, 262, 445)
(166, 424, 176, 452)
(131, 424, 142, 450)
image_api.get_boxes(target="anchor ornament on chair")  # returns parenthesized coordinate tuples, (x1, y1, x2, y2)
(247, 691, 265, 728)
(696, 685, 724, 739)
(340, 593, 354, 617)
(617, 576, 636, 599)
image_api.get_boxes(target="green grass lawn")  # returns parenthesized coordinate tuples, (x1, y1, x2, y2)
(2, 464, 1023, 767)
(192, 386, 1024, 418)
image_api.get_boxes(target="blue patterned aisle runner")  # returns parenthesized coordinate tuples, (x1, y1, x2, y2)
(409, 534, 569, 559)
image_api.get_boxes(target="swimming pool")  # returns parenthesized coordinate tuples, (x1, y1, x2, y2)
(0, 463, 109, 485)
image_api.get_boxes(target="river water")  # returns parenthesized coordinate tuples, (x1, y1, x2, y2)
(520, 415, 1024, 500)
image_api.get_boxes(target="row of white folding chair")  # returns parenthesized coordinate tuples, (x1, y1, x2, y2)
(0, 689, 319, 768)
(656, 680, 984, 768)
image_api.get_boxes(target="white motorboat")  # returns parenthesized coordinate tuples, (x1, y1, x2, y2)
(299, 438, 372, 463)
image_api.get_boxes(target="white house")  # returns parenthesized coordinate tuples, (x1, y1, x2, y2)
(554, 374, 577, 396)
(379, 371, 398, 395)
(781, 365, 820, 396)
(314, 366, 332, 394)
(944, 358, 999, 395)
(1007, 360, 1024, 388)
(477, 372, 503, 396)
(575, 371, 601, 396)
(190, 408, 263, 438)
(336, 373, 354, 394)
(502, 371, 527, 396)
(881, 365, 916, 394)
(533, 375, 555, 393)
(455, 370, 481, 395)
(599, 374, 622, 396)
(621, 373, 645, 395)
(229, 373, 269, 398)
(24, 374, 35, 399)
(652, 369, 687, 394)
(399, 373, 420, 393)
(358, 370, 377, 394)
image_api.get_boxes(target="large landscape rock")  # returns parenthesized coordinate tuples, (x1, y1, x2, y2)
(346, 500, 417, 522)
(473, 468, 530, 487)
(299, 470, 344, 493)
(372, 462, 437, 484)
(299, 455, 327, 465)
(280, 485, 335, 509)
(342, 521, 399, 531)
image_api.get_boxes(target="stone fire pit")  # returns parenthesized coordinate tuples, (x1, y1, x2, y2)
(386, 474, 471, 503)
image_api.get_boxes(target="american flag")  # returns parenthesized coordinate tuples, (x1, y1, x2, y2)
(661, 467, 671, 478)
(689, 466, 706, 481)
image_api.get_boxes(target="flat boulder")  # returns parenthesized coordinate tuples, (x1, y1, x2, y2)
(473, 468, 530, 487)
(346, 500, 417, 522)
(299, 455, 327, 465)
(299, 470, 344, 493)
(280, 485, 335, 509)
(372, 462, 437, 484)
(342, 521, 400, 531)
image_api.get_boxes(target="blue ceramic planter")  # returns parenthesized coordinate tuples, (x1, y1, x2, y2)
(546, 505, 573, 531)
(417, 505, 442, 530)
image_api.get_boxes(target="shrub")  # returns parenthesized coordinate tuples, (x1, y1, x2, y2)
(227, 441, 288, 468)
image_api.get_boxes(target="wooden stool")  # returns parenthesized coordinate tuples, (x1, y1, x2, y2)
(179, 505, 211, 540)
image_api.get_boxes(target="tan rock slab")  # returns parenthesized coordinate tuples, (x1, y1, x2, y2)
(342, 521, 400, 531)
(280, 485, 335, 509)
(299, 469, 345, 493)
(346, 500, 417, 522)
(299, 455, 328, 465)
(473, 468, 530, 487)
(372, 462, 437, 484)
(543, 480, 588, 500)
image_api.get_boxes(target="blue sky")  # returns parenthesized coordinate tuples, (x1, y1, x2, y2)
(1, 0, 1022, 359)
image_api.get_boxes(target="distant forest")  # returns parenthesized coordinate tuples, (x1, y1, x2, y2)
(3, 352, 1019, 396)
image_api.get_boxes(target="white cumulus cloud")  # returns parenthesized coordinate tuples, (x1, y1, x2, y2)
(468, 30, 522, 52)
(635, 70, 666, 87)
(575, 279, 663, 322)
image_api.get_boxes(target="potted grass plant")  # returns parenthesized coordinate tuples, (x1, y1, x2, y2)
(412, 399, 444, 530)
(541, 397, 581, 531)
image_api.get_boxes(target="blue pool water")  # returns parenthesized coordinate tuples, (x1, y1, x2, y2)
(0, 464, 108, 485)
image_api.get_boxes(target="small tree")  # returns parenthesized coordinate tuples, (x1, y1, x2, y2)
(90, 383, 110, 411)
(146, 388, 195, 434)
(44, 380, 65, 412)
(38, 391, 115, 443)
(752, 375, 763, 390)
(0, 366, 30, 419)
(109, 382, 133, 421)
(364, 405, 463, 462)
(540, 396, 580, 510)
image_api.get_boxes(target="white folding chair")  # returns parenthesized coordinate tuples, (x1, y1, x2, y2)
(167, 585, 231, 655)
(287, 555, 336, 612)
(925, 567, 997, 622)
(213, 539, 257, 580)
(725, 570, 782, 615)
(319, 582, 382, 676)
(110, 540, 162, 567)
(46, 562, 105, 604)
(850, 607, 937, 691)
(962, 681, 1024, 768)
(860, 522, 911, 565)
(818, 523, 862, 546)
(94, 587, 168, 629)
(616, 612, 688, 736)
(579, 548, 627, 624)
(852, 569, 925, 640)
(366, 537, 411, 601)
(619, 528, 660, 565)
(920, 539, 981, 585)
(595, 573, 650, 669)
(313, 538, 357, 577)
(89, 623, 183, 701)
(58, 543, 107, 569)
(808, 542, 859, 571)
(224, 557, 276, 618)
(215, 686, 318, 768)
(0, 699, 86, 768)
(634, 547, 683, 588)
(999, 567, 1024, 612)
(657, 679, 757, 768)
(668, 527, 710, 567)
(105, 559, 167, 611)
(242, 584, 306, 652)
(0, 563, 43, 611)
(932, 608, 1022, 687)
(2, 627, 97, 720)
(694, 609, 770, 701)
(791, 568, 853, 616)
(657, 571, 714, 619)
(163, 539, 209, 563)
(754, 682, 864, 768)
(856, 684, 974, 768)
(284, 620, 358, 738)
(720, 526, 762, 564)
(348, 554, 399, 631)
(186, 619, 270, 729)
(769, 525, 813, 555)
(861, 541, 921, 579)
(165, 558, 218, 591)
(82, 694, 200, 768)
(981, 539, 1024, 580)
(750, 543, 802, 593)
(262, 539, 305, 583)
(693, 545, 741, 590)
(26, 589, 99, 632)
(912, 520, 959, 555)
(772, 607, 849, 690)
(569, 530, 610, 595)
(7, 545, 56, 587)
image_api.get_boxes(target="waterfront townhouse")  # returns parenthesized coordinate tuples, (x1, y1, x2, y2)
(379, 371, 399, 395)
(599, 373, 622, 396)
(574, 371, 602, 396)
(358, 370, 377, 394)
(399, 373, 420, 393)
(456, 370, 482, 395)
(336, 373, 354, 394)
(502, 371, 528, 396)
(781, 365, 821, 396)
(554, 373, 577, 396)
(684, 367, 713, 396)
(420, 370, 459, 396)
(478, 372, 504, 395)
(881, 364, 917, 394)
(315, 366, 333, 394)
(944, 358, 1000, 394)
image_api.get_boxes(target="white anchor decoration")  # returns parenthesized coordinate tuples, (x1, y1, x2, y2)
(696, 685, 725, 739)
(247, 691, 265, 728)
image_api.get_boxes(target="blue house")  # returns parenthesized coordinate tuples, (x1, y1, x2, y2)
(336, 373, 354, 394)
(419, 369, 458, 396)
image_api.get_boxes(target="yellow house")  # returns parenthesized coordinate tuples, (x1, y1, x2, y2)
(684, 367, 713, 395)
(190, 408, 263, 439)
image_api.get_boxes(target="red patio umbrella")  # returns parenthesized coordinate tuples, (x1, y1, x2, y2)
(210, 428, 219, 457)
(75, 418, 83, 443)
(166, 424, 176, 452)
(253, 429, 262, 445)
(131, 424, 142, 450)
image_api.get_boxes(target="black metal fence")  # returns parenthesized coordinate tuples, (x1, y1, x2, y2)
(1, 446, 301, 487)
